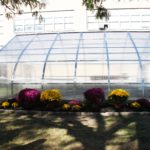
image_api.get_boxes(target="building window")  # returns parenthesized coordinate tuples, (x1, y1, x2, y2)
(87, 9, 150, 31)
(14, 10, 75, 33)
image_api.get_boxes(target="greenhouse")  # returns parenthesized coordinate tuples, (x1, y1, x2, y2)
(0, 31, 150, 99)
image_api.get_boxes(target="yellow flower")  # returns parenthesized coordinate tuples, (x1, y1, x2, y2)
(130, 102, 141, 108)
(71, 105, 81, 111)
(2, 101, 10, 108)
(12, 102, 19, 108)
(108, 89, 129, 97)
(40, 89, 62, 102)
(62, 104, 70, 110)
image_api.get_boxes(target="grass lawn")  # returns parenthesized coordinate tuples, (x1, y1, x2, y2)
(0, 110, 150, 150)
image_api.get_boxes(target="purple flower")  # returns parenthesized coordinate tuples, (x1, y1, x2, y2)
(134, 98, 150, 108)
(18, 88, 41, 109)
(84, 88, 105, 106)
(68, 100, 81, 105)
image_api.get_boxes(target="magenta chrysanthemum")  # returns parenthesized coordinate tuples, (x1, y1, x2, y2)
(18, 88, 41, 109)
(84, 88, 105, 106)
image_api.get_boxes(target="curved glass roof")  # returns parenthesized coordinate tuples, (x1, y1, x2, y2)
(0, 31, 150, 98)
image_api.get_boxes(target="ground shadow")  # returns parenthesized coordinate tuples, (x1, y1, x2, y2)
(0, 110, 150, 150)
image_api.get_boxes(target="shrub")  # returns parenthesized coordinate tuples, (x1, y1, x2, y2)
(68, 99, 82, 105)
(62, 104, 70, 111)
(130, 98, 150, 109)
(18, 88, 41, 109)
(84, 88, 105, 111)
(40, 89, 62, 110)
(12, 102, 19, 108)
(40, 89, 62, 102)
(71, 105, 82, 111)
(61, 99, 83, 111)
(108, 89, 129, 106)
(1, 101, 10, 108)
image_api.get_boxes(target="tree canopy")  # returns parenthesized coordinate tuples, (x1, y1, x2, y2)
(0, 0, 109, 20)
(0, 0, 45, 19)
(82, 0, 110, 20)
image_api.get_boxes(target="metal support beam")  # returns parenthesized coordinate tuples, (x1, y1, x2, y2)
(41, 33, 59, 89)
(11, 34, 38, 96)
(0, 36, 16, 52)
(128, 32, 145, 96)
(104, 32, 111, 92)
(74, 32, 83, 82)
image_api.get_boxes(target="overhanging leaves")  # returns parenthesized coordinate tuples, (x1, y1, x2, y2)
(0, 0, 45, 19)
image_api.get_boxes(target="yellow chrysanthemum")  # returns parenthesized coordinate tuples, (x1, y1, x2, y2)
(71, 105, 81, 111)
(40, 89, 62, 102)
(62, 104, 70, 110)
(130, 102, 141, 108)
(2, 101, 10, 108)
(12, 102, 19, 108)
(108, 89, 129, 97)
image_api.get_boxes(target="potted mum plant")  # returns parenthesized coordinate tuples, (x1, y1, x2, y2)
(18, 88, 41, 109)
(40, 89, 62, 110)
(84, 88, 105, 111)
(61, 99, 83, 112)
(108, 89, 129, 110)
(129, 98, 150, 111)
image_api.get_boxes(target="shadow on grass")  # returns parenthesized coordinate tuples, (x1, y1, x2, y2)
(0, 110, 150, 150)
(11, 139, 47, 150)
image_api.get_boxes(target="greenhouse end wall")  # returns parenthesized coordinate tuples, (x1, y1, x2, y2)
(0, 31, 150, 99)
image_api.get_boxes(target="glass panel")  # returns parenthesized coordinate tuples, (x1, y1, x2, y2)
(106, 39, 133, 47)
(14, 62, 43, 83)
(83, 32, 104, 39)
(109, 53, 138, 60)
(20, 55, 46, 62)
(4, 42, 28, 50)
(78, 53, 106, 61)
(53, 40, 78, 48)
(27, 41, 53, 49)
(140, 52, 150, 60)
(109, 61, 141, 83)
(0, 56, 18, 62)
(77, 62, 108, 83)
(59, 33, 80, 40)
(143, 63, 150, 83)
(16, 35, 35, 41)
(0, 83, 12, 98)
(106, 32, 128, 39)
(0, 50, 21, 55)
(79, 47, 105, 53)
(44, 62, 74, 79)
(35, 34, 56, 41)
(108, 48, 135, 53)
(130, 32, 150, 39)
(51, 48, 76, 54)
(137, 48, 150, 52)
(48, 54, 75, 61)
(0, 63, 15, 80)
(132, 39, 150, 47)
(24, 49, 48, 55)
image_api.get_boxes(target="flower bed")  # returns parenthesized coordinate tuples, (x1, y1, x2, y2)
(0, 88, 150, 112)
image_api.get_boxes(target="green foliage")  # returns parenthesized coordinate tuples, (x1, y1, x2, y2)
(0, 0, 45, 19)
(82, 0, 110, 20)
(0, 0, 110, 21)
